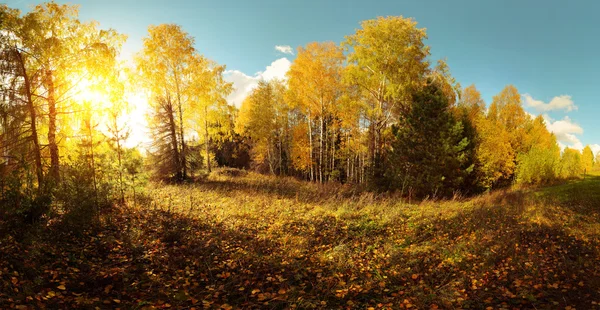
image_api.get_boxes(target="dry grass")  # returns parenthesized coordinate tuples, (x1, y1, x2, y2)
(1, 169, 599, 309)
(134, 169, 600, 308)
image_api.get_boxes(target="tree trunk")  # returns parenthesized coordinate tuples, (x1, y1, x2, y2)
(266, 138, 275, 175)
(117, 139, 124, 203)
(319, 116, 324, 184)
(16, 51, 43, 188)
(165, 95, 181, 181)
(278, 131, 283, 175)
(46, 70, 60, 184)
(307, 113, 314, 182)
(116, 127, 124, 203)
(331, 128, 335, 181)
(346, 133, 350, 183)
(204, 105, 211, 173)
(177, 95, 186, 180)
(87, 118, 98, 209)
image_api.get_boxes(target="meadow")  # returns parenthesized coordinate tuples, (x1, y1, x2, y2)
(1, 169, 599, 309)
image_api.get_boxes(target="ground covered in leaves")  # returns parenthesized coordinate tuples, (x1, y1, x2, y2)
(1, 170, 600, 309)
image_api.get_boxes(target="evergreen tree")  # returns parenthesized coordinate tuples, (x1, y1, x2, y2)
(388, 81, 472, 198)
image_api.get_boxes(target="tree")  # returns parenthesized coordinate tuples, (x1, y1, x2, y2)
(106, 102, 130, 203)
(137, 24, 217, 180)
(516, 144, 560, 185)
(14, 3, 124, 184)
(343, 16, 430, 182)
(474, 85, 530, 187)
(188, 60, 233, 173)
(0, 5, 44, 189)
(559, 148, 583, 178)
(457, 84, 485, 124)
(388, 80, 472, 198)
(287, 42, 345, 182)
(582, 145, 594, 174)
(236, 80, 289, 174)
(1, 2, 124, 223)
(515, 115, 560, 184)
(488, 85, 528, 153)
(147, 93, 182, 180)
(475, 116, 515, 189)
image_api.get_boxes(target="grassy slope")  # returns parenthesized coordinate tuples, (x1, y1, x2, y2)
(1, 170, 599, 309)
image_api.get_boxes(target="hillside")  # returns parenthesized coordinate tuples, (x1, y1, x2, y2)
(1, 170, 599, 309)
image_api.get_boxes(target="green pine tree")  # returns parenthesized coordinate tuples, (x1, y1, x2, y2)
(387, 81, 473, 198)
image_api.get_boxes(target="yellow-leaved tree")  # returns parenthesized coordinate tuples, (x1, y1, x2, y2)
(515, 115, 561, 184)
(343, 16, 430, 182)
(286, 42, 345, 182)
(236, 80, 289, 174)
(559, 147, 583, 178)
(581, 145, 594, 174)
(137, 24, 228, 180)
(2, 2, 125, 186)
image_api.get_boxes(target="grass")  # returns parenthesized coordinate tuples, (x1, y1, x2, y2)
(1, 169, 600, 309)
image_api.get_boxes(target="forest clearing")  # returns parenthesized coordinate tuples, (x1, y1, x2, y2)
(1, 169, 599, 309)
(2, 1, 600, 309)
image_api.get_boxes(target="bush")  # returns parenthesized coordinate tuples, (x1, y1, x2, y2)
(55, 159, 113, 230)
(516, 145, 559, 185)
(0, 169, 51, 225)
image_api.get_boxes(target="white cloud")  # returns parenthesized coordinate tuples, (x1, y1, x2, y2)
(523, 94, 577, 113)
(224, 57, 292, 107)
(261, 58, 292, 80)
(590, 144, 600, 156)
(275, 45, 294, 55)
(545, 116, 584, 150)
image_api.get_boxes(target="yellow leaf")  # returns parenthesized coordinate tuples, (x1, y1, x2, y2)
(57, 285, 66, 290)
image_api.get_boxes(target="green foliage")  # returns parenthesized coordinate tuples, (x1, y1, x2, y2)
(516, 144, 560, 184)
(0, 167, 51, 224)
(388, 81, 472, 198)
(559, 148, 583, 179)
(55, 157, 113, 229)
(515, 116, 561, 185)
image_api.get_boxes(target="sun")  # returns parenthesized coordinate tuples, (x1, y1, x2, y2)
(71, 78, 108, 109)
(70, 77, 151, 150)
(123, 91, 151, 149)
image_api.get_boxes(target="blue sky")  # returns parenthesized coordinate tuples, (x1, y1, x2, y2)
(7, 0, 600, 152)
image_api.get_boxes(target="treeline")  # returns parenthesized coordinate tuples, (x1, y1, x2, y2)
(139, 15, 598, 197)
(233, 17, 598, 197)
(0, 3, 144, 223)
(2, 2, 598, 216)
